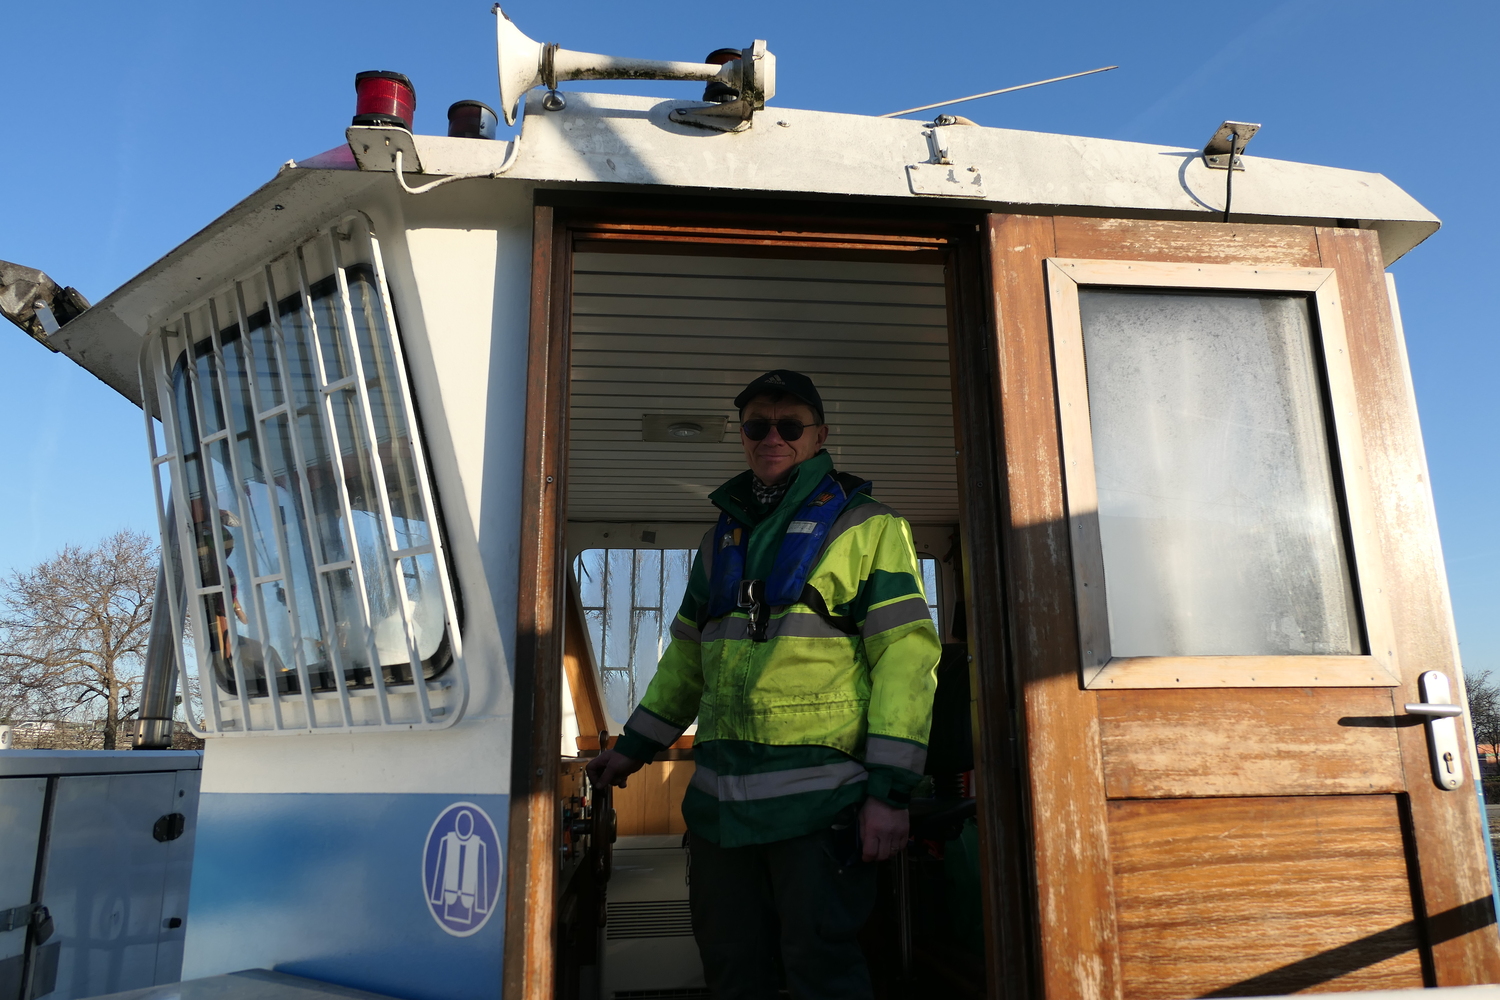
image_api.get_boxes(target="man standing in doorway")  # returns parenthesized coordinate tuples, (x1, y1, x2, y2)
(586, 370, 942, 1000)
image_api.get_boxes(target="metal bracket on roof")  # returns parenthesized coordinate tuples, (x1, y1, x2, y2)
(346, 126, 423, 174)
(906, 128, 986, 198)
(668, 101, 755, 133)
(1202, 121, 1260, 170)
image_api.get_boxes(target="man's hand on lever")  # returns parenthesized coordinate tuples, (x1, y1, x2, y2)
(586, 747, 647, 789)
(859, 796, 910, 862)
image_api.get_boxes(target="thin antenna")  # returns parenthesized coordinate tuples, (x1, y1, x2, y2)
(879, 65, 1118, 119)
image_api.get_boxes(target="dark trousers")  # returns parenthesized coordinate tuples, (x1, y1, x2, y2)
(688, 829, 877, 1000)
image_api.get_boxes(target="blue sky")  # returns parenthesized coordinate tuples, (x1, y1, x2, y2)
(2, 0, 1495, 671)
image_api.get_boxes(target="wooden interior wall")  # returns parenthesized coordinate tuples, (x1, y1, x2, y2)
(614, 761, 695, 836)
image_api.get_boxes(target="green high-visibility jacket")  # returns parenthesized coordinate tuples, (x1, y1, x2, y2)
(616, 451, 942, 846)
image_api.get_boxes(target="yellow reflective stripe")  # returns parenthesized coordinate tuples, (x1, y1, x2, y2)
(690, 760, 869, 801)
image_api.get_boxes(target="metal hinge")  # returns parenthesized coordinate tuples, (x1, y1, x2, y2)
(0, 903, 52, 944)
(0, 904, 36, 934)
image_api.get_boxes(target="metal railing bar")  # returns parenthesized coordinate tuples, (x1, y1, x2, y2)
(278, 257, 359, 729)
(263, 261, 348, 726)
(190, 301, 258, 731)
(156, 329, 224, 738)
(297, 239, 392, 726)
(235, 280, 321, 731)
(328, 228, 427, 720)
(319, 374, 359, 394)
(141, 328, 214, 738)
(361, 220, 469, 726)
(208, 295, 288, 732)
(180, 307, 255, 730)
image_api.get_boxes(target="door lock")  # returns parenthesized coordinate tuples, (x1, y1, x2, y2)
(1405, 670, 1465, 791)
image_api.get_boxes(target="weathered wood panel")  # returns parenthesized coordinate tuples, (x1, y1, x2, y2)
(1099, 688, 1405, 799)
(1317, 226, 1500, 984)
(1110, 795, 1425, 999)
(1053, 217, 1322, 267)
(503, 205, 571, 1000)
(949, 224, 1034, 1000)
(989, 213, 1121, 1000)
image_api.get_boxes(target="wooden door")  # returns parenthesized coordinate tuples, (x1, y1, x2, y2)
(983, 215, 1500, 999)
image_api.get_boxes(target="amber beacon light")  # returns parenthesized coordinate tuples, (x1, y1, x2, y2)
(352, 70, 416, 130)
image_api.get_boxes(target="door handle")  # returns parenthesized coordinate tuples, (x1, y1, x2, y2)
(1403, 703, 1463, 718)
(1405, 670, 1464, 791)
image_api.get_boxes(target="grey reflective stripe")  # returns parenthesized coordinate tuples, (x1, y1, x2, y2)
(690, 760, 869, 802)
(771, 612, 851, 639)
(624, 706, 687, 747)
(819, 502, 895, 560)
(701, 617, 736, 643)
(862, 596, 933, 637)
(701, 611, 850, 644)
(865, 736, 927, 773)
(690, 763, 718, 797)
(670, 617, 701, 643)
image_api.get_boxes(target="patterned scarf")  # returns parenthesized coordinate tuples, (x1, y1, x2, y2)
(751, 476, 789, 509)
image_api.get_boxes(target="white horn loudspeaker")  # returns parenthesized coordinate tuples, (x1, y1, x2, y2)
(494, 8, 775, 127)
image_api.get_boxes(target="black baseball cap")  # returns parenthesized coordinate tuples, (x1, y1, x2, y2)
(734, 370, 825, 422)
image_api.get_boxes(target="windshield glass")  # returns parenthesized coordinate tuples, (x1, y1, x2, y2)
(171, 265, 448, 698)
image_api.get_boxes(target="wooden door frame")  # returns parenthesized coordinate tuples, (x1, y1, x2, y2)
(503, 194, 1038, 1000)
(985, 213, 1500, 1000)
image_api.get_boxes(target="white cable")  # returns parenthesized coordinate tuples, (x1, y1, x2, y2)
(392, 136, 523, 196)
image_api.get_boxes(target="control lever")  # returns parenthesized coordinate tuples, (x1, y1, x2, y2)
(1405, 671, 1465, 791)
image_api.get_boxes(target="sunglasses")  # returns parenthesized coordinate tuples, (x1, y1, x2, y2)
(741, 418, 821, 442)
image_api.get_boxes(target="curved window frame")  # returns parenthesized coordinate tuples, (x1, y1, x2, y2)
(140, 214, 467, 735)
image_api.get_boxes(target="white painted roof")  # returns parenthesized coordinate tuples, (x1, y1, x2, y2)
(47, 90, 1439, 408)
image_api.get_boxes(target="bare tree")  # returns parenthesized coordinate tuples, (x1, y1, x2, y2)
(0, 531, 157, 749)
(1467, 669, 1500, 774)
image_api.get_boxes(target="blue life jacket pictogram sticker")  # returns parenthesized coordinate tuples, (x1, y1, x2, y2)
(423, 802, 502, 937)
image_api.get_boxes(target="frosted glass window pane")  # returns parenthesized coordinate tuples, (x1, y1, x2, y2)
(1079, 290, 1361, 657)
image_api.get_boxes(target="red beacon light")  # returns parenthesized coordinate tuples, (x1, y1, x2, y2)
(447, 101, 498, 140)
(352, 70, 416, 130)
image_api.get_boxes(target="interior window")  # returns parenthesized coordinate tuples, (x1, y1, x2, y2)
(573, 548, 694, 724)
(918, 555, 941, 632)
